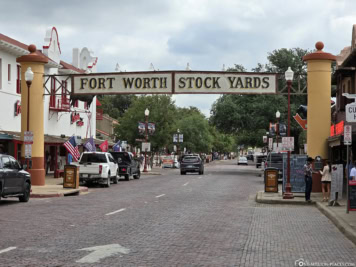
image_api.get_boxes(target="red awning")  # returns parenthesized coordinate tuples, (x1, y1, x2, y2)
(96, 98, 102, 106)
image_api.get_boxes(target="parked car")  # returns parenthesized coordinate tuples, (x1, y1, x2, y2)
(255, 154, 267, 168)
(237, 156, 248, 165)
(72, 152, 118, 187)
(0, 154, 31, 202)
(265, 152, 286, 182)
(110, 152, 140, 181)
(180, 155, 204, 175)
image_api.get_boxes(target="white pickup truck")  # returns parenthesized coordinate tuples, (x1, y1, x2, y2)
(72, 152, 119, 187)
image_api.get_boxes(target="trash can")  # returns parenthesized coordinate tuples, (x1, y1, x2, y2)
(264, 167, 278, 193)
(63, 165, 80, 189)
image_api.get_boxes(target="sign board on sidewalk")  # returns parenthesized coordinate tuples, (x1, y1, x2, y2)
(344, 125, 352, 145)
(282, 154, 307, 193)
(24, 131, 33, 144)
(331, 164, 343, 201)
(346, 103, 356, 122)
(348, 181, 356, 211)
(142, 142, 151, 152)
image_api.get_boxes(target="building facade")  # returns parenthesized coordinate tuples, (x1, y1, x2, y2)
(0, 27, 98, 176)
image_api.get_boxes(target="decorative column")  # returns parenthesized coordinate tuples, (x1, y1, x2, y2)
(17, 45, 48, 185)
(303, 42, 336, 158)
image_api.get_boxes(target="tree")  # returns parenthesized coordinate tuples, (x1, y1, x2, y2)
(98, 95, 136, 119)
(114, 95, 177, 152)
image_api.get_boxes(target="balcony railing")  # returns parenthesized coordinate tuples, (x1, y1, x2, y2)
(97, 108, 103, 120)
(49, 97, 71, 112)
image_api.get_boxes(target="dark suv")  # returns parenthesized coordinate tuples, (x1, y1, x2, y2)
(180, 155, 204, 175)
(0, 154, 31, 202)
(110, 152, 141, 181)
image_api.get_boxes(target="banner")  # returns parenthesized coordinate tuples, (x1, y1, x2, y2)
(148, 123, 155, 135)
(84, 136, 96, 152)
(138, 122, 145, 135)
(99, 140, 108, 152)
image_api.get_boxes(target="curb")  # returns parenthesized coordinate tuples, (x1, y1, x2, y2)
(316, 202, 356, 246)
(30, 187, 88, 198)
(255, 191, 316, 206)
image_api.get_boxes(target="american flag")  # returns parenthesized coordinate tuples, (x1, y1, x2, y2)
(64, 136, 81, 161)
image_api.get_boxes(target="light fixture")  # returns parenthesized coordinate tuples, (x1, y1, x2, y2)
(276, 110, 281, 119)
(25, 67, 34, 82)
(145, 108, 149, 116)
(285, 67, 294, 82)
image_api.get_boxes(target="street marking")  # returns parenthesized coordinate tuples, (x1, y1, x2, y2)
(155, 194, 165, 198)
(183, 182, 189, 186)
(76, 244, 130, 263)
(0, 247, 16, 254)
(105, 208, 126, 216)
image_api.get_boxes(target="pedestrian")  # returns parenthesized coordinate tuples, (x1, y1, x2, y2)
(304, 157, 314, 203)
(350, 161, 356, 181)
(46, 151, 51, 174)
(320, 160, 332, 202)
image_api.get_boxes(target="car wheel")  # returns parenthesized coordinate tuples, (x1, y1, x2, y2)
(125, 174, 130, 181)
(19, 182, 30, 202)
(133, 170, 141, 179)
(181, 171, 186, 175)
(106, 172, 111, 188)
(113, 171, 119, 184)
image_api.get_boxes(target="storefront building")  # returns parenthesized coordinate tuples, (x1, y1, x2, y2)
(0, 27, 99, 177)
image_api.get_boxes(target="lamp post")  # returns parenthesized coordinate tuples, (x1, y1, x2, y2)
(143, 108, 149, 172)
(283, 66, 294, 199)
(25, 67, 34, 170)
(276, 110, 280, 148)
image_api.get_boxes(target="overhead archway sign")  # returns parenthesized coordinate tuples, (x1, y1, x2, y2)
(72, 71, 277, 95)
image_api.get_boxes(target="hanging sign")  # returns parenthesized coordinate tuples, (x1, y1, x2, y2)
(72, 71, 277, 95)
(344, 125, 352, 145)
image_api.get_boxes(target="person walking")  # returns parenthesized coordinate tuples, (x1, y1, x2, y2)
(304, 157, 314, 203)
(320, 160, 332, 202)
(350, 161, 356, 181)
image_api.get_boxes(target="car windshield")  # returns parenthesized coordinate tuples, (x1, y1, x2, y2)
(111, 152, 131, 162)
(239, 157, 247, 161)
(182, 156, 200, 163)
(80, 153, 107, 163)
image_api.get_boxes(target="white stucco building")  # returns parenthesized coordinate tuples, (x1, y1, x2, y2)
(0, 27, 98, 176)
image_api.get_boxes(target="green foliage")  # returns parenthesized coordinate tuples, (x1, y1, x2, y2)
(114, 95, 177, 151)
(98, 95, 136, 119)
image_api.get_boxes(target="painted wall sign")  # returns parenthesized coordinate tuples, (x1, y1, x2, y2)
(72, 71, 277, 95)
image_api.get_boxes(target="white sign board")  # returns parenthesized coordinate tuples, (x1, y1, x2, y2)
(142, 142, 151, 152)
(73, 71, 277, 95)
(25, 144, 32, 158)
(173, 134, 178, 143)
(331, 164, 344, 201)
(282, 137, 294, 151)
(268, 138, 273, 150)
(178, 134, 183, 142)
(263, 136, 267, 143)
(344, 125, 352, 144)
(24, 131, 33, 144)
(346, 103, 356, 122)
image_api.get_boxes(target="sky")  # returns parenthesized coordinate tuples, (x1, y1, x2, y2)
(1, 0, 356, 117)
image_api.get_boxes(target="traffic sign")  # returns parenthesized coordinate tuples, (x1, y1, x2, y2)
(25, 144, 32, 158)
(282, 137, 294, 151)
(344, 125, 352, 145)
(24, 131, 33, 144)
(346, 103, 356, 122)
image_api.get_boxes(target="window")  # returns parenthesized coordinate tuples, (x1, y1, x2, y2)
(50, 77, 56, 107)
(74, 100, 78, 108)
(2, 157, 11, 169)
(16, 65, 21, 94)
(7, 64, 10, 82)
(61, 80, 68, 104)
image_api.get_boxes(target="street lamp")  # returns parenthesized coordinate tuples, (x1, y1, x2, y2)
(276, 110, 280, 148)
(25, 67, 34, 170)
(143, 108, 149, 172)
(283, 66, 294, 199)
